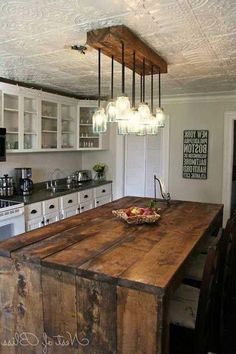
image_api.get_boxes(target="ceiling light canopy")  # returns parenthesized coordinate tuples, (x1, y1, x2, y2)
(87, 25, 168, 136)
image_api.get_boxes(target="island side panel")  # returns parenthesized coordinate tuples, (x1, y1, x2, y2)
(76, 277, 117, 354)
(0, 256, 17, 354)
(41, 267, 79, 354)
(117, 287, 160, 354)
(15, 262, 44, 354)
(0, 257, 44, 354)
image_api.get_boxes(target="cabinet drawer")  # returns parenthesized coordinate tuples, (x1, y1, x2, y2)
(60, 205, 79, 219)
(42, 198, 59, 215)
(59, 192, 78, 210)
(78, 189, 93, 203)
(94, 184, 112, 198)
(26, 216, 44, 231)
(44, 211, 60, 225)
(25, 202, 42, 220)
(79, 201, 94, 213)
(95, 195, 112, 208)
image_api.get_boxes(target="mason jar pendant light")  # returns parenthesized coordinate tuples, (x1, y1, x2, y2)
(146, 65, 159, 135)
(92, 48, 107, 133)
(116, 41, 131, 121)
(106, 55, 117, 122)
(156, 67, 166, 128)
(138, 57, 151, 124)
(127, 50, 141, 134)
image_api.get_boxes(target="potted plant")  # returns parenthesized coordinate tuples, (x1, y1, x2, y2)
(93, 163, 107, 180)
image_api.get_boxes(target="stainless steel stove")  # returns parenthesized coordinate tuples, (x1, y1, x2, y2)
(0, 199, 25, 241)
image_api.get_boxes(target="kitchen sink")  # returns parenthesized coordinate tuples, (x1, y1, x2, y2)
(46, 186, 76, 193)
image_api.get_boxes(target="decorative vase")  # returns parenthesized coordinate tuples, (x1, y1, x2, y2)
(95, 171, 106, 181)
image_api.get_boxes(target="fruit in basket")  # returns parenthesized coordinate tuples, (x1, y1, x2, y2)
(125, 207, 155, 217)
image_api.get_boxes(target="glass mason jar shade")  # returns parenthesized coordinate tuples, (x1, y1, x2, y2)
(115, 95, 131, 120)
(92, 108, 107, 133)
(127, 109, 141, 134)
(106, 100, 117, 122)
(156, 107, 166, 127)
(117, 120, 129, 135)
(138, 102, 151, 124)
(146, 115, 159, 135)
(136, 124, 146, 136)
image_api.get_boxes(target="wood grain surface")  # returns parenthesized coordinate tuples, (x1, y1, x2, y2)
(0, 197, 223, 354)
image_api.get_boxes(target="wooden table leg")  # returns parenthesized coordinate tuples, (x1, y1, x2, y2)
(117, 287, 162, 354)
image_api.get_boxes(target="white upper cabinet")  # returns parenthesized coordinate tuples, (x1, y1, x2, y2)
(0, 83, 109, 152)
(3, 92, 20, 151)
(78, 100, 109, 150)
(23, 96, 39, 151)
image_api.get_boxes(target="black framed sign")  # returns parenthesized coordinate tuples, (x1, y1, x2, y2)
(183, 130, 208, 179)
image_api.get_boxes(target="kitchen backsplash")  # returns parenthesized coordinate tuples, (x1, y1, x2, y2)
(0, 151, 83, 183)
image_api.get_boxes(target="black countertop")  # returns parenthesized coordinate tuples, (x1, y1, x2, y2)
(3, 180, 112, 205)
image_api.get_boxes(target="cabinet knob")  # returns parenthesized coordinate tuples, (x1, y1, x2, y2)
(41, 221, 44, 225)
(46, 219, 49, 223)
(81, 206, 84, 210)
(68, 199, 73, 204)
(30, 209, 37, 214)
(96, 201, 99, 204)
(49, 205, 55, 209)
(102, 189, 106, 193)
(84, 194, 88, 198)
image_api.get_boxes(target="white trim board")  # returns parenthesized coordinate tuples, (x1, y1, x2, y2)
(222, 111, 236, 226)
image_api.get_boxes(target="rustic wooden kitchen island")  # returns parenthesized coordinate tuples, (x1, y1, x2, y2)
(0, 197, 223, 354)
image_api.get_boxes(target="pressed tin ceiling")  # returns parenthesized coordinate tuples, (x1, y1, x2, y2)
(1, 0, 236, 98)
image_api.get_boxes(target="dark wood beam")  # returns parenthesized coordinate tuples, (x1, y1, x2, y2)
(87, 25, 167, 75)
(0, 77, 98, 100)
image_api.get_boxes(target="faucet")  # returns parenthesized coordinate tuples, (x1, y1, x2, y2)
(154, 175, 171, 206)
(46, 168, 65, 190)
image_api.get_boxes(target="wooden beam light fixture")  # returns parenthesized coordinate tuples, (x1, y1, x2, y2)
(87, 25, 167, 75)
(88, 25, 168, 136)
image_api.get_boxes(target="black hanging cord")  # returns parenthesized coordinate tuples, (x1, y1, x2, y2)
(98, 48, 101, 107)
(158, 66, 161, 108)
(151, 65, 154, 114)
(121, 41, 125, 94)
(142, 57, 145, 102)
(111, 55, 114, 99)
(132, 51, 136, 108)
(140, 74, 143, 102)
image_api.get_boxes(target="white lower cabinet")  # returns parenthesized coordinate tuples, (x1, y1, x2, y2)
(26, 216, 44, 231)
(25, 202, 44, 231)
(44, 211, 60, 225)
(95, 195, 112, 207)
(94, 184, 112, 207)
(59, 192, 79, 219)
(60, 205, 79, 219)
(24, 183, 112, 231)
(79, 201, 94, 213)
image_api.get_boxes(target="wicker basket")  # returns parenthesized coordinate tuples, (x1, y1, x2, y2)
(112, 208, 161, 225)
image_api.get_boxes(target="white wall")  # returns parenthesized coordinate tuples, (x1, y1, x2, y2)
(164, 95, 236, 204)
(0, 151, 83, 182)
(83, 94, 236, 205)
(81, 124, 125, 200)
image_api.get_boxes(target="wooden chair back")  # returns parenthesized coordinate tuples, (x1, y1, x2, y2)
(220, 213, 236, 353)
(194, 228, 224, 354)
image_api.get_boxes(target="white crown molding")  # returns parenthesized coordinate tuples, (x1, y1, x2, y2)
(161, 91, 236, 104)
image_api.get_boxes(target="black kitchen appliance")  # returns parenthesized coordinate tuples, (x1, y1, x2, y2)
(15, 168, 33, 196)
(0, 128, 6, 162)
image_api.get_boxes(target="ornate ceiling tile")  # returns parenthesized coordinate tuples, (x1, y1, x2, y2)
(0, 0, 235, 95)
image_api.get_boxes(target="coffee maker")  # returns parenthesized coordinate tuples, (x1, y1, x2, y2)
(15, 168, 33, 196)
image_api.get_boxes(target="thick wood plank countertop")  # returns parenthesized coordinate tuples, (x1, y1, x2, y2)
(0, 197, 223, 295)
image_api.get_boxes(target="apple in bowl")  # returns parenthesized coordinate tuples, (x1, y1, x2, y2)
(112, 206, 160, 224)
(125, 207, 157, 217)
